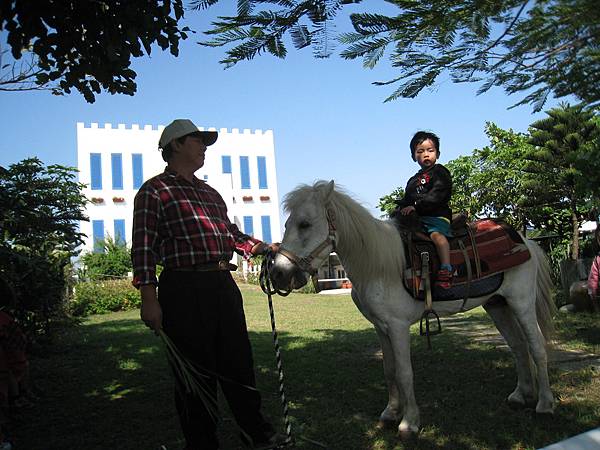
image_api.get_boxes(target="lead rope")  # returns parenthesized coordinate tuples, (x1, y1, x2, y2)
(259, 251, 294, 448)
(259, 252, 327, 449)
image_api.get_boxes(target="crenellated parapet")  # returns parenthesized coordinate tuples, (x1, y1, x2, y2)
(77, 122, 273, 135)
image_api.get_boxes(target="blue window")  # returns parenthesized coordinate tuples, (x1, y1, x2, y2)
(240, 156, 250, 189)
(132, 154, 143, 189)
(92, 220, 104, 253)
(111, 153, 123, 190)
(243, 216, 254, 236)
(261, 216, 272, 243)
(257, 156, 268, 189)
(222, 155, 232, 174)
(114, 219, 126, 245)
(90, 153, 102, 190)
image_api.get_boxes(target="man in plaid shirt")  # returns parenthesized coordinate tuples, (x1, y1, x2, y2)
(131, 119, 284, 450)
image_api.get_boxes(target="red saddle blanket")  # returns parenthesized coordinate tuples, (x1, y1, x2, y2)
(405, 219, 531, 292)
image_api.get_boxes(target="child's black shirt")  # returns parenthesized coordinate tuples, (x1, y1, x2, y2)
(394, 164, 452, 220)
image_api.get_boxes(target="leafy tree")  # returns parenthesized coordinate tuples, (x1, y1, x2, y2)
(445, 154, 480, 221)
(79, 237, 132, 281)
(0, 158, 87, 337)
(1, 0, 189, 102)
(377, 186, 404, 217)
(520, 103, 600, 260)
(447, 123, 531, 230)
(199, 0, 600, 110)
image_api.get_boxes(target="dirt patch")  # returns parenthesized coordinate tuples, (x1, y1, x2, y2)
(367, 316, 600, 372)
(441, 315, 600, 372)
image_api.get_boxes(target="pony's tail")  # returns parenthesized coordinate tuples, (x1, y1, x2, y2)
(529, 240, 557, 342)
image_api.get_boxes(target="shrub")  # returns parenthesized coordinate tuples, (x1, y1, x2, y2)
(1, 247, 72, 341)
(79, 237, 132, 280)
(297, 281, 317, 294)
(245, 271, 261, 286)
(70, 279, 140, 316)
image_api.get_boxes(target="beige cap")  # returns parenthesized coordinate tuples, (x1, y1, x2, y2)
(159, 119, 218, 148)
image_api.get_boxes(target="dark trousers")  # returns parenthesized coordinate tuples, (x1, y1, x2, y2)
(158, 269, 273, 450)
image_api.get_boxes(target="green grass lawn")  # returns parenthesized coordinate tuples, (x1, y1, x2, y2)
(15, 284, 600, 449)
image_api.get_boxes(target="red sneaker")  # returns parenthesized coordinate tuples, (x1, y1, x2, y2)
(435, 269, 453, 289)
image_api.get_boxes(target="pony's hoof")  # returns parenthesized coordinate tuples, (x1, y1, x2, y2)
(398, 429, 418, 441)
(507, 399, 528, 410)
(535, 405, 555, 416)
(507, 393, 536, 410)
(376, 419, 398, 430)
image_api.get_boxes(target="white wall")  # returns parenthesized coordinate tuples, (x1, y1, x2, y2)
(77, 122, 282, 254)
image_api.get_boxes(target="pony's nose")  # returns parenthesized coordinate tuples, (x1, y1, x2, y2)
(269, 265, 288, 289)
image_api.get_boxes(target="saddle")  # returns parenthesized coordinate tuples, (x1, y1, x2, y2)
(397, 214, 531, 302)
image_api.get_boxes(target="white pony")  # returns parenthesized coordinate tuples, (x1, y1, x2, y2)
(270, 180, 556, 437)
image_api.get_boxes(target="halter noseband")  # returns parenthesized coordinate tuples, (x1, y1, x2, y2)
(277, 208, 337, 290)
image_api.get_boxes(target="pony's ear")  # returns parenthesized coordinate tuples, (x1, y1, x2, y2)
(325, 180, 335, 201)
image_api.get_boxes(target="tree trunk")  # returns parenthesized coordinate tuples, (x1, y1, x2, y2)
(571, 207, 579, 260)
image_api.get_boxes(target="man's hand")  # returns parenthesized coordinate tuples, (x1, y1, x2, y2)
(251, 242, 280, 256)
(140, 284, 162, 335)
(267, 242, 280, 253)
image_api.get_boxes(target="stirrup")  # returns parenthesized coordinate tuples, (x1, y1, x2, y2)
(420, 309, 442, 350)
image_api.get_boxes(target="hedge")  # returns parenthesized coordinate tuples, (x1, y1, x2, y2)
(70, 279, 140, 316)
(71, 269, 317, 317)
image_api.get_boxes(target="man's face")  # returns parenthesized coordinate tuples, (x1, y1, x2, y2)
(174, 135, 207, 169)
(414, 139, 438, 169)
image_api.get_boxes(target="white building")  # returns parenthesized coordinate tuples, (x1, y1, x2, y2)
(76, 122, 282, 260)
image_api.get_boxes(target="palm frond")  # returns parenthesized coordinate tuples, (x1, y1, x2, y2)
(159, 330, 219, 422)
(290, 25, 311, 49)
(363, 44, 386, 69)
(237, 0, 253, 16)
(189, 0, 220, 11)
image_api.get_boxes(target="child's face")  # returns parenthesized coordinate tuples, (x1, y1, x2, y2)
(414, 139, 439, 169)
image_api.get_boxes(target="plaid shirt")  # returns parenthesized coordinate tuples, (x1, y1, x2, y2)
(131, 169, 260, 286)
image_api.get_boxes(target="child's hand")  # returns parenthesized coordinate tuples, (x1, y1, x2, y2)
(400, 206, 416, 215)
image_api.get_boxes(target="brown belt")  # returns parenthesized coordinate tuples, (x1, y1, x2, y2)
(168, 261, 238, 272)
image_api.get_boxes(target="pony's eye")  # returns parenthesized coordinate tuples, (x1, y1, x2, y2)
(298, 221, 311, 230)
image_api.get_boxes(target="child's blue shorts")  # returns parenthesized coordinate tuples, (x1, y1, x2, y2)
(421, 216, 453, 238)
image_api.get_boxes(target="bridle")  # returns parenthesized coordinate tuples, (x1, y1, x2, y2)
(276, 207, 337, 292)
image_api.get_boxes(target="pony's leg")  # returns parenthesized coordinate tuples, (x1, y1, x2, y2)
(375, 327, 402, 428)
(483, 299, 536, 408)
(388, 322, 420, 436)
(509, 304, 555, 414)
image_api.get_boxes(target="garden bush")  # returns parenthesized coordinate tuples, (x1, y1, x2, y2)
(79, 237, 132, 280)
(70, 279, 140, 316)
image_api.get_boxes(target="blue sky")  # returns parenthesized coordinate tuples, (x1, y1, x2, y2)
(0, 4, 562, 220)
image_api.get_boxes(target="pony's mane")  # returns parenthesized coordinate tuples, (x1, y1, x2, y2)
(284, 181, 405, 282)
